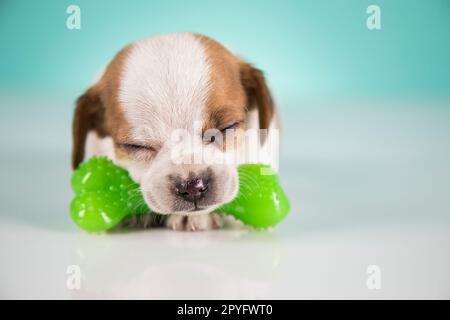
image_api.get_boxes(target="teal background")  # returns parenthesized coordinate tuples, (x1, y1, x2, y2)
(1, 0, 450, 103)
(0, 0, 450, 230)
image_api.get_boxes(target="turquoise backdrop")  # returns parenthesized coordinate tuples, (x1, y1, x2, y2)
(0, 0, 449, 104)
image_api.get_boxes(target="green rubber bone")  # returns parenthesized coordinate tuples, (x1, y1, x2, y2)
(70, 157, 290, 232)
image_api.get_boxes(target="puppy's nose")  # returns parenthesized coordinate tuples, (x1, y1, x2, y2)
(176, 178, 209, 202)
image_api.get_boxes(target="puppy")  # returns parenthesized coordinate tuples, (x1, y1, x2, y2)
(72, 33, 279, 231)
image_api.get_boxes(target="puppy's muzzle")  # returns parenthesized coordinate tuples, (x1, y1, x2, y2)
(175, 177, 209, 203)
(168, 167, 216, 212)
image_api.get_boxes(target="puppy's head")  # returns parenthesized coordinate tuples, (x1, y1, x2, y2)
(72, 33, 274, 215)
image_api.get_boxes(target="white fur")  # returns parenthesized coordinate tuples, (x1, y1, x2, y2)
(119, 33, 210, 142)
(84, 131, 115, 160)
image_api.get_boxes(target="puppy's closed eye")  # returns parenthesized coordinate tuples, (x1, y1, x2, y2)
(220, 121, 242, 133)
(118, 143, 157, 160)
(119, 143, 153, 151)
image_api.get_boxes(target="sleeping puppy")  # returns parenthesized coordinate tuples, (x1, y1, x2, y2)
(72, 32, 279, 231)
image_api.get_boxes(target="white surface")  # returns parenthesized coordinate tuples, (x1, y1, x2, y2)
(1, 221, 449, 299)
(0, 98, 449, 299)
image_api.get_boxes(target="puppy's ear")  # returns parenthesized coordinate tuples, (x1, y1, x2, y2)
(239, 62, 274, 131)
(72, 86, 105, 169)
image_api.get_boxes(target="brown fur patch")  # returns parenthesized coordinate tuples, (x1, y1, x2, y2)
(71, 45, 132, 168)
(195, 34, 274, 150)
(239, 62, 274, 131)
(99, 45, 134, 161)
(195, 34, 247, 150)
(196, 35, 247, 127)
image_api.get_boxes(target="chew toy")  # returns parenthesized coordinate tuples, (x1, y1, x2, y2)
(70, 157, 289, 231)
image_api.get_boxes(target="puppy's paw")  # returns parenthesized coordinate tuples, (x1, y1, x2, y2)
(165, 213, 223, 231)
